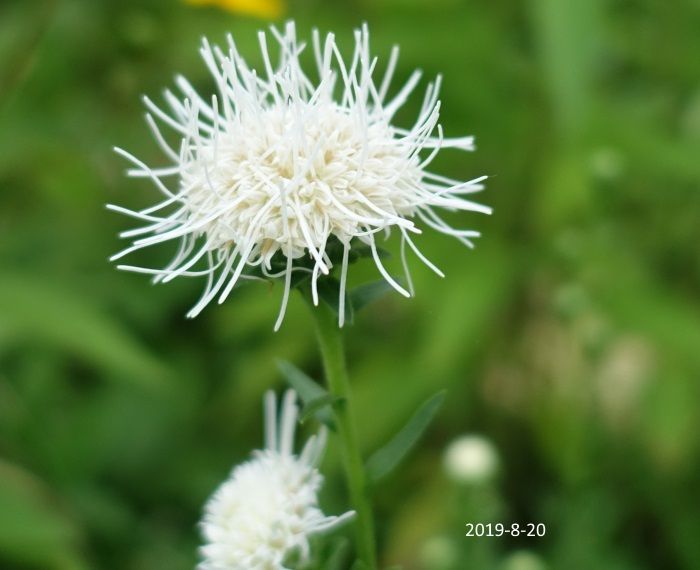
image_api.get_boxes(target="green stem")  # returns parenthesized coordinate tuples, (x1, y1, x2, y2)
(309, 301, 377, 569)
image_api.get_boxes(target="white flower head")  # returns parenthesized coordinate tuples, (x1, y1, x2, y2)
(199, 390, 354, 570)
(443, 434, 499, 484)
(110, 22, 490, 329)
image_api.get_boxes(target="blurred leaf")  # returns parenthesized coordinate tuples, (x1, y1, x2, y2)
(0, 460, 86, 570)
(594, 259, 700, 367)
(300, 394, 342, 424)
(321, 537, 350, 570)
(0, 274, 167, 386)
(366, 391, 446, 484)
(354, 246, 516, 452)
(277, 360, 335, 428)
(547, 489, 637, 570)
(530, 0, 603, 139)
(350, 280, 394, 313)
(277, 360, 327, 399)
(0, 0, 57, 112)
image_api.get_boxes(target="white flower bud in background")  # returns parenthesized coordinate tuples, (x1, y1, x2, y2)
(501, 550, 548, 570)
(443, 434, 499, 484)
(420, 535, 458, 570)
(595, 335, 654, 430)
(199, 390, 354, 569)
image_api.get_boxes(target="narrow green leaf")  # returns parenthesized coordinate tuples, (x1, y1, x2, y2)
(277, 360, 327, 400)
(300, 394, 343, 423)
(350, 280, 395, 313)
(276, 360, 335, 428)
(366, 391, 447, 484)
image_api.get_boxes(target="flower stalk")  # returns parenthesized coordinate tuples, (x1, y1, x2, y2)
(309, 300, 377, 569)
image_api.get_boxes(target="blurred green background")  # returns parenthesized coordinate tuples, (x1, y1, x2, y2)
(1, 0, 700, 568)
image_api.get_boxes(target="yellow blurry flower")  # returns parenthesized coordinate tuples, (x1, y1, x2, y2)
(185, 0, 283, 19)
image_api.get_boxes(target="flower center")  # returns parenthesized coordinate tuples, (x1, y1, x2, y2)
(181, 103, 422, 259)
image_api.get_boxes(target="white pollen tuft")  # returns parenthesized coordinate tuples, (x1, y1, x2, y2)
(110, 22, 490, 327)
(199, 390, 354, 570)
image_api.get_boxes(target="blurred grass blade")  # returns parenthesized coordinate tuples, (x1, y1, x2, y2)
(366, 391, 446, 484)
(0, 274, 167, 386)
(0, 460, 87, 570)
(530, 0, 603, 139)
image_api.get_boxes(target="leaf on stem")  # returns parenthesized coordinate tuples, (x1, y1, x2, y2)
(300, 394, 343, 424)
(276, 360, 335, 428)
(365, 391, 446, 484)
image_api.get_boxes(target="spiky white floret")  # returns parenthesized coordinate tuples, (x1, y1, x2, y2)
(110, 22, 490, 329)
(199, 390, 353, 570)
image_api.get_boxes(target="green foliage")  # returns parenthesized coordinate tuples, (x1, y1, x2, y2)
(316, 277, 355, 326)
(309, 276, 404, 328)
(0, 461, 85, 570)
(277, 360, 336, 428)
(1, 0, 699, 569)
(366, 391, 446, 484)
(0, 274, 168, 386)
(320, 537, 350, 570)
(300, 394, 343, 424)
